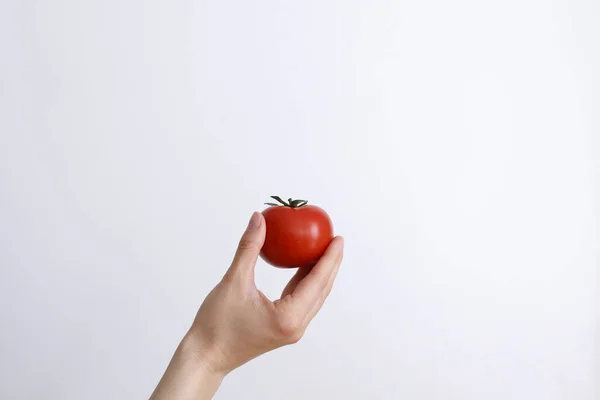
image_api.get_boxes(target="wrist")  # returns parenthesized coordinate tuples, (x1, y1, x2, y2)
(179, 331, 227, 379)
(149, 333, 225, 400)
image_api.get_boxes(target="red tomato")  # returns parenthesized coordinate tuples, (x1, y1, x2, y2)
(260, 196, 334, 268)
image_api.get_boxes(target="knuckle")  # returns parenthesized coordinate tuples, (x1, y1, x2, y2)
(325, 278, 337, 297)
(323, 285, 333, 299)
(237, 237, 256, 251)
(275, 313, 303, 342)
(287, 330, 304, 344)
(319, 276, 329, 291)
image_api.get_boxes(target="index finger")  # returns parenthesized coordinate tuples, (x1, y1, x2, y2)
(285, 236, 344, 317)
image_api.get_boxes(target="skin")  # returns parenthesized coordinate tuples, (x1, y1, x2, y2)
(149, 212, 344, 400)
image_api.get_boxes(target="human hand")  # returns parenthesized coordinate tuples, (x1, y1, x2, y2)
(187, 211, 344, 374)
(150, 212, 343, 400)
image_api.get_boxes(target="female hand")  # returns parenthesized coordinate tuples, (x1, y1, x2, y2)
(150, 212, 344, 400)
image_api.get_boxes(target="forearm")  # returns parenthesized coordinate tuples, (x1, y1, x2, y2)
(150, 334, 224, 400)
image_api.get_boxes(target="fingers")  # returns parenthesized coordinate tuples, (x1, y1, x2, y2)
(226, 212, 266, 281)
(282, 236, 344, 318)
(280, 267, 312, 299)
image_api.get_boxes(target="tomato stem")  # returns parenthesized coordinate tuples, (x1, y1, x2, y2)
(266, 196, 308, 208)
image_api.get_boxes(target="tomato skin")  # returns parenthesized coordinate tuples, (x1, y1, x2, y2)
(260, 205, 333, 268)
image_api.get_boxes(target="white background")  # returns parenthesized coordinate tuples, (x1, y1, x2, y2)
(0, 1, 598, 399)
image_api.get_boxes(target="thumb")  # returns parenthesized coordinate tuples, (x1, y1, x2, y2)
(227, 212, 265, 280)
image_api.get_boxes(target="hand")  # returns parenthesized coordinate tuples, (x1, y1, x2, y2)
(190, 211, 344, 373)
(150, 212, 344, 400)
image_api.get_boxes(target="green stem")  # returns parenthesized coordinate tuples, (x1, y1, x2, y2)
(270, 196, 289, 206)
(265, 196, 309, 208)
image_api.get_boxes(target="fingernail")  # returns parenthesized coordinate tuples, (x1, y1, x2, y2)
(247, 212, 261, 230)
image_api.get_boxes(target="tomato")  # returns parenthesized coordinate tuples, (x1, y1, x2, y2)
(260, 196, 334, 268)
